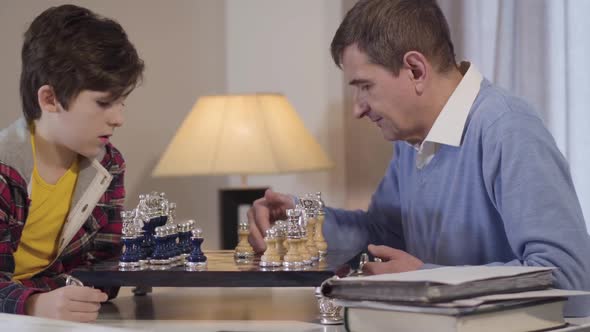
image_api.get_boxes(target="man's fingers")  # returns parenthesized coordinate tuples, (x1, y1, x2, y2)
(252, 199, 271, 232)
(265, 189, 295, 210)
(362, 262, 389, 275)
(247, 209, 266, 253)
(367, 244, 400, 260)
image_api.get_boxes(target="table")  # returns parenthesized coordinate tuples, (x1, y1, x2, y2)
(95, 287, 344, 332)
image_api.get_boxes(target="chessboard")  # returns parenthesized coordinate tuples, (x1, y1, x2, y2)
(71, 250, 360, 288)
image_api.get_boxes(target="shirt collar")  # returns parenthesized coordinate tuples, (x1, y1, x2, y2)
(421, 62, 483, 147)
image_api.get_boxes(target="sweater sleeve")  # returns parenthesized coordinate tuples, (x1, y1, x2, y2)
(323, 144, 405, 253)
(479, 109, 590, 316)
(0, 174, 45, 315)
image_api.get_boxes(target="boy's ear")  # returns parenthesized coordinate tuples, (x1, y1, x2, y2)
(37, 85, 59, 113)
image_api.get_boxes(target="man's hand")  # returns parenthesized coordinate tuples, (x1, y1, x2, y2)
(25, 285, 108, 322)
(247, 189, 295, 253)
(362, 244, 423, 275)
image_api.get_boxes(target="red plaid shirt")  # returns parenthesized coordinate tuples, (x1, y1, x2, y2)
(0, 141, 124, 315)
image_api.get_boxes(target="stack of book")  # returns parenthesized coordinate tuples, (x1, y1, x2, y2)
(321, 266, 589, 332)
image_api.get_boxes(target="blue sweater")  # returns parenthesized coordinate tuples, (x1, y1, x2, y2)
(325, 80, 590, 316)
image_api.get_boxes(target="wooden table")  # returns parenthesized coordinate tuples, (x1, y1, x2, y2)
(95, 287, 345, 332)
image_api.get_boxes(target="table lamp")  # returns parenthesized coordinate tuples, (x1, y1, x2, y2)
(152, 93, 333, 248)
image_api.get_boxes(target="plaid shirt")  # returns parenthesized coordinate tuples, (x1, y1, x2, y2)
(0, 118, 124, 315)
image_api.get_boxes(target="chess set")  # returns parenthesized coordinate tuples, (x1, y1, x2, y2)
(71, 191, 357, 288)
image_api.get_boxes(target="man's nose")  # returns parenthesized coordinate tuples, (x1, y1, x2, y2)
(353, 102, 368, 119)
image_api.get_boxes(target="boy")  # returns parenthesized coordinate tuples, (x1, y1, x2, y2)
(0, 5, 144, 322)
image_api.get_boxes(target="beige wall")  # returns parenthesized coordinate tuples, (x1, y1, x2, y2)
(0, 0, 390, 248)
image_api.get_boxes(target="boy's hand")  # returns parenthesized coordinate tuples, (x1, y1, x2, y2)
(247, 189, 295, 253)
(25, 285, 108, 322)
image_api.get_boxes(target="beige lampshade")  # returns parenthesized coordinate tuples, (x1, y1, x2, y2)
(152, 93, 333, 177)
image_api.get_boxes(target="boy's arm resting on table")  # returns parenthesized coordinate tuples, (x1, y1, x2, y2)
(324, 144, 405, 254)
(0, 174, 53, 314)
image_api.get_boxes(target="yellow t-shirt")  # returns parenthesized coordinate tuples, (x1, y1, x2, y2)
(13, 131, 79, 280)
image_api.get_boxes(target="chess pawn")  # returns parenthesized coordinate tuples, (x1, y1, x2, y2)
(313, 192, 328, 257)
(234, 220, 255, 259)
(282, 237, 302, 268)
(150, 226, 170, 265)
(186, 227, 207, 267)
(260, 229, 282, 267)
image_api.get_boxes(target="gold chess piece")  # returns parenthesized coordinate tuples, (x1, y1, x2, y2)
(234, 220, 254, 259)
(305, 214, 319, 261)
(273, 222, 287, 259)
(283, 237, 302, 268)
(260, 229, 282, 267)
(313, 192, 328, 257)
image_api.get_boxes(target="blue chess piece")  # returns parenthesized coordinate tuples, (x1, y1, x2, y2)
(186, 227, 207, 267)
(150, 226, 171, 265)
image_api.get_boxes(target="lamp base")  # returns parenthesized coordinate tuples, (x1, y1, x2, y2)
(220, 187, 268, 250)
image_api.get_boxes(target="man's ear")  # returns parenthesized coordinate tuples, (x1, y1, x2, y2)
(37, 85, 60, 113)
(402, 51, 428, 95)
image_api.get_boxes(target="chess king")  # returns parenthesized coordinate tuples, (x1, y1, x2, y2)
(0, 4, 144, 322)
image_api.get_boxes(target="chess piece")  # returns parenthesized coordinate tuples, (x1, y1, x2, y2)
(315, 283, 343, 325)
(150, 226, 171, 265)
(273, 221, 288, 258)
(234, 220, 255, 259)
(119, 210, 141, 268)
(186, 227, 207, 267)
(313, 192, 328, 257)
(136, 195, 154, 258)
(178, 220, 194, 259)
(260, 228, 282, 267)
(301, 197, 319, 261)
(159, 192, 169, 225)
(166, 224, 181, 263)
(283, 209, 304, 268)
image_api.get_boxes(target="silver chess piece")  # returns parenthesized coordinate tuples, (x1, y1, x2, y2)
(315, 280, 343, 325)
(65, 274, 84, 287)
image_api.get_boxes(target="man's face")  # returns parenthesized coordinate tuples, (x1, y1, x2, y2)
(341, 45, 423, 143)
(53, 90, 125, 158)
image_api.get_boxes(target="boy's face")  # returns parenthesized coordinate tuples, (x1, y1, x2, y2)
(53, 90, 125, 159)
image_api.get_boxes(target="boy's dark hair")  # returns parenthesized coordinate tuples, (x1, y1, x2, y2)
(331, 0, 456, 75)
(20, 5, 145, 123)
